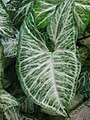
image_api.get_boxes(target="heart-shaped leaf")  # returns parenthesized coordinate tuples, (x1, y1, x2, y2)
(17, 0, 81, 116)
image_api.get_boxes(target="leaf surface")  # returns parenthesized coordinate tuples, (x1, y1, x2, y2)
(1, 30, 19, 58)
(17, 0, 81, 116)
(74, 0, 90, 33)
(0, 0, 14, 37)
(0, 90, 18, 112)
(13, 0, 34, 26)
(4, 107, 35, 120)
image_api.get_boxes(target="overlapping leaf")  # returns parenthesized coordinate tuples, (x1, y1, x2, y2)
(78, 46, 89, 66)
(1, 30, 19, 58)
(12, 0, 90, 32)
(34, 0, 58, 29)
(0, 90, 18, 112)
(0, 0, 14, 37)
(13, 0, 34, 27)
(76, 71, 90, 96)
(74, 0, 90, 34)
(17, 0, 81, 116)
(4, 107, 35, 120)
(19, 98, 34, 114)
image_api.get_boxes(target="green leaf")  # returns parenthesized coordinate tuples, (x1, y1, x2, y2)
(13, 0, 34, 27)
(1, 30, 19, 58)
(12, 0, 90, 32)
(4, 107, 35, 120)
(34, 0, 58, 29)
(17, 0, 81, 116)
(0, 90, 18, 112)
(34, 0, 90, 31)
(78, 46, 89, 66)
(74, 0, 90, 34)
(19, 98, 34, 114)
(0, 0, 14, 37)
(76, 71, 90, 96)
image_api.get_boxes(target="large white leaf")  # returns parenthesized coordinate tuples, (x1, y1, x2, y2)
(17, 0, 81, 116)
(0, 0, 14, 37)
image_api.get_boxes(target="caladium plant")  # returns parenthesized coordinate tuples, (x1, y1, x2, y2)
(17, 0, 81, 116)
(0, 0, 90, 120)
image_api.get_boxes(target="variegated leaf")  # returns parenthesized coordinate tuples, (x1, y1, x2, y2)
(0, 0, 14, 37)
(78, 46, 89, 66)
(0, 43, 4, 90)
(19, 97, 34, 114)
(74, 0, 90, 34)
(34, 0, 90, 31)
(77, 71, 90, 96)
(4, 107, 36, 120)
(17, 0, 81, 116)
(0, 90, 18, 112)
(13, 0, 34, 26)
(1, 30, 19, 58)
(12, 0, 90, 32)
(13, 0, 58, 28)
(34, 0, 58, 29)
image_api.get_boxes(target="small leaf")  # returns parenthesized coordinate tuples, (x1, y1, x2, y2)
(4, 107, 35, 120)
(17, 0, 81, 116)
(1, 30, 19, 58)
(19, 98, 34, 114)
(76, 71, 90, 96)
(0, 0, 14, 37)
(0, 90, 18, 112)
(13, 0, 34, 27)
(78, 46, 89, 66)
(74, 0, 90, 34)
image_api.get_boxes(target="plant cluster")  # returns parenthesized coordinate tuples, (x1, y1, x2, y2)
(0, 0, 90, 120)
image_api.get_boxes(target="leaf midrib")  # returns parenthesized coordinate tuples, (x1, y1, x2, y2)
(50, 52, 60, 104)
